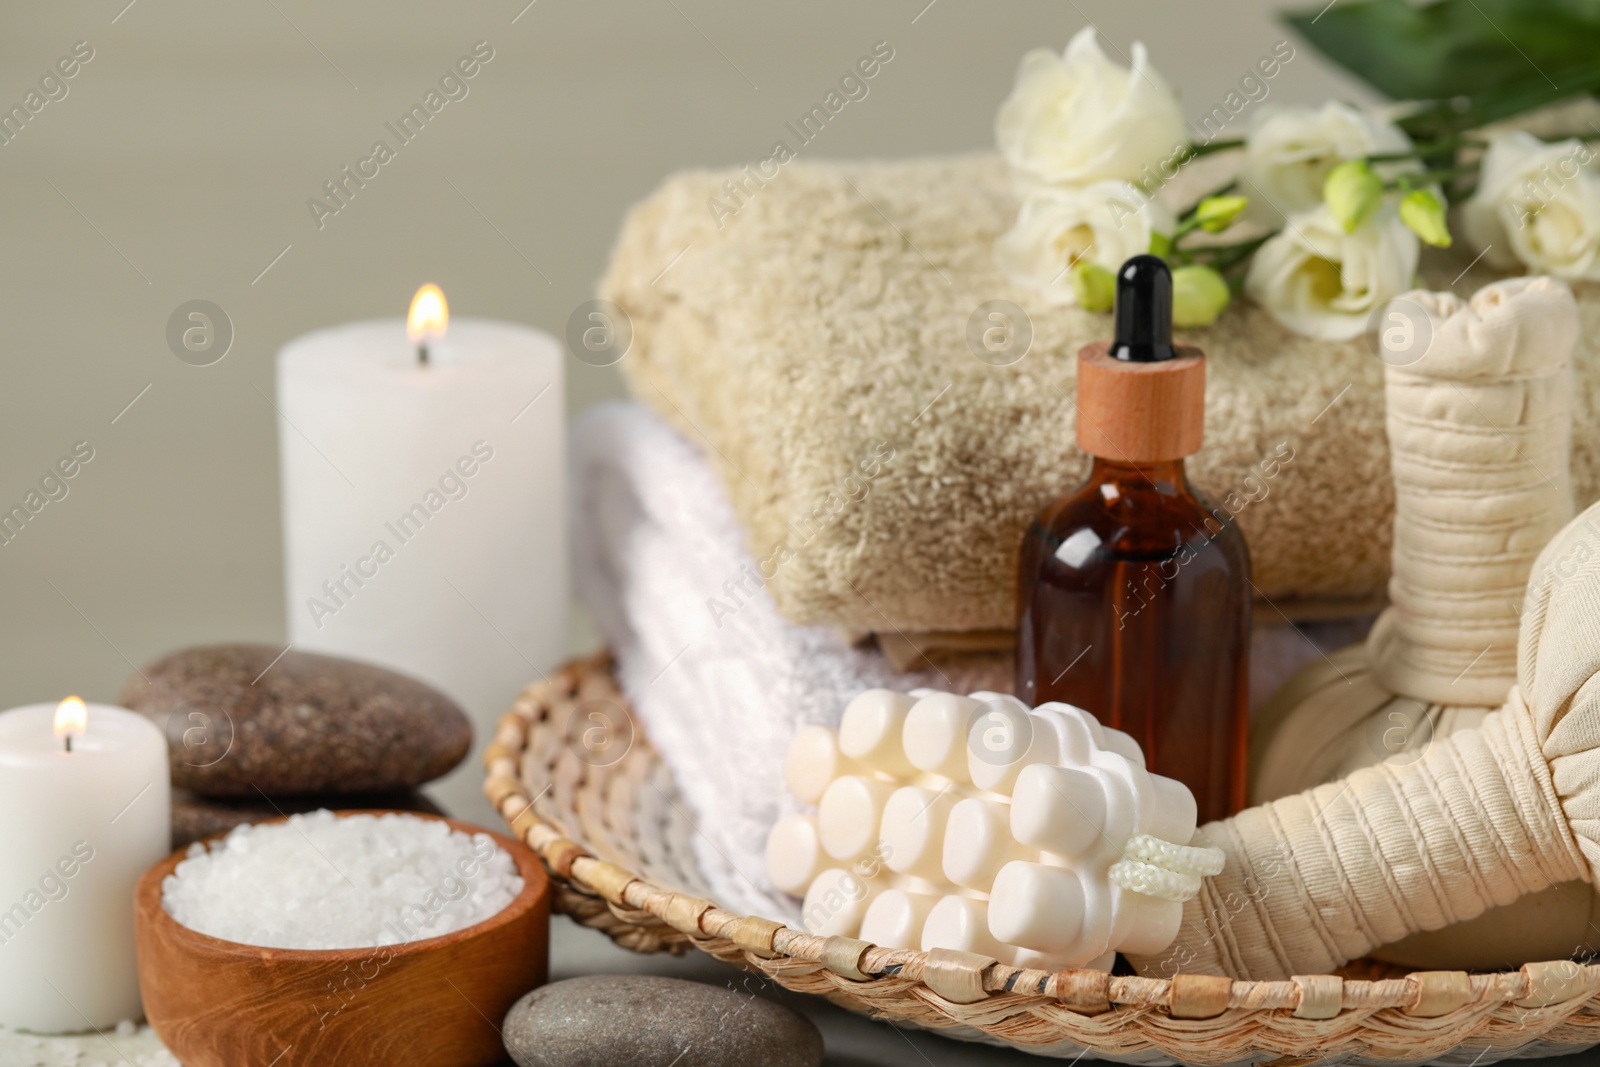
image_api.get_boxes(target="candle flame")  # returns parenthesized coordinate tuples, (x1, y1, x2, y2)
(407, 284, 448, 343)
(54, 696, 87, 741)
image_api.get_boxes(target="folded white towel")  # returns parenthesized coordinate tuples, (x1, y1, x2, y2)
(572, 402, 1373, 920)
(572, 402, 1010, 917)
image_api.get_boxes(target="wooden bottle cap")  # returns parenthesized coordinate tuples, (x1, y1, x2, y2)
(1075, 340, 1206, 463)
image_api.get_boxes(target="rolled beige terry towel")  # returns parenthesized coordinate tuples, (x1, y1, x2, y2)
(602, 153, 1600, 633)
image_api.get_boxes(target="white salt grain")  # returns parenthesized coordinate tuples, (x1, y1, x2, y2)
(161, 811, 523, 949)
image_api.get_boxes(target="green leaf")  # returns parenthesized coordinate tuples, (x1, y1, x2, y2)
(1285, 0, 1600, 115)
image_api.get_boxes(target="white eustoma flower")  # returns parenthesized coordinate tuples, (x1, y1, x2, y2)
(1463, 131, 1600, 280)
(995, 27, 1188, 186)
(1245, 203, 1419, 340)
(1240, 102, 1412, 226)
(995, 182, 1175, 306)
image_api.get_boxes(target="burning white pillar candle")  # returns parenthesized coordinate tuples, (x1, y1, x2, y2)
(277, 285, 567, 746)
(0, 698, 170, 1032)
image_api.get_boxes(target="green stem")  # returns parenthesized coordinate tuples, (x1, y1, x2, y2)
(1368, 137, 1484, 163)
(1175, 179, 1239, 221)
(1521, 130, 1600, 145)
(1372, 130, 1594, 171)
(1386, 164, 1478, 189)
(1171, 217, 1203, 245)
(1191, 233, 1276, 273)
(1169, 181, 1243, 259)
(1188, 138, 1245, 158)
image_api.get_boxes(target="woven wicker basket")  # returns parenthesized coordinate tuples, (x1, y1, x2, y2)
(483, 652, 1600, 1065)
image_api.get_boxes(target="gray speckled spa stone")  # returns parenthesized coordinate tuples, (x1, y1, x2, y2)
(122, 644, 471, 798)
(503, 975, 823, 1067)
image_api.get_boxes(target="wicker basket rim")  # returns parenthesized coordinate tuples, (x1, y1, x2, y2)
(482, 651, 1600, 1059)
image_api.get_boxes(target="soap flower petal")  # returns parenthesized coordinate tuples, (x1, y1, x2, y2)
(1240, 102, 1411, 226)
(995, 181, 1177, 306)
(995, 27, 1188, 186)
(1463, 131, 1600, 279)
(1244, 203, 1419, 340)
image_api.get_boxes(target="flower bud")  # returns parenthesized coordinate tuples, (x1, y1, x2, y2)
(1323, 159, 1383, 233)
(1399, 187, 1452, 247)
(1071, 262, 1117, 312)
(1171, 264, 1230, 327)
(1195, 195, 1249, 234)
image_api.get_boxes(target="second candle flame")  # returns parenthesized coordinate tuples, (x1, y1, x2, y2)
(54, 696, 87, 751)
(407, 284, 447, 367)
(407, 284, 448, 344)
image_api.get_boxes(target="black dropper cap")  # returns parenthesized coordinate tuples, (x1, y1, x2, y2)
(1109, 254, 1178, 363)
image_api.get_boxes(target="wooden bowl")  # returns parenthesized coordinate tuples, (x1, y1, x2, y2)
(135, 810, 549, 1067)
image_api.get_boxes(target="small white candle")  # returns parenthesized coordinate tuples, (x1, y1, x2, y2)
(277, 285, 567, 742)
(0, 699, 170, 1032)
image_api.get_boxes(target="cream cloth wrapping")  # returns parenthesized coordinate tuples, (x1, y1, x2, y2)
(1243, 279, 1595, 971)
(1252, 278, 1576, 801)
(1135, 492, 1600, 981)
(1367, 278, 1575, 704)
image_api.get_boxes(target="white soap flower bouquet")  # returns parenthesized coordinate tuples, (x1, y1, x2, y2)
(995, 12, 1600, 341)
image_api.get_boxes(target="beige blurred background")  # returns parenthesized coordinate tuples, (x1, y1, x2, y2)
(0, 0, 1376, 771)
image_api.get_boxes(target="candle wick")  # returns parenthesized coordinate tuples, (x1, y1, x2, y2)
(417, 342, 429, 367)
(64, 734, 72, 754)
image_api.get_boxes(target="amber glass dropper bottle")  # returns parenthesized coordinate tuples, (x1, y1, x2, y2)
(1014, 255, 1250, 823)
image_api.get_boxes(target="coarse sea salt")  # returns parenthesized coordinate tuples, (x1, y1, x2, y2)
(161, 810, 523, 950)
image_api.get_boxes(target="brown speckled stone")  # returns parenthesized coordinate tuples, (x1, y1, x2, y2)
(503, 976, 823, 1067)
(122, 644, 471, 798)
(170, 789, 447, 848)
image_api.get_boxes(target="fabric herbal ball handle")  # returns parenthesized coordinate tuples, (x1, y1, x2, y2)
(1368, 275, 1577, 707)
(1250, 275, 1577, 805)
(1132, 491, 1600, 982)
